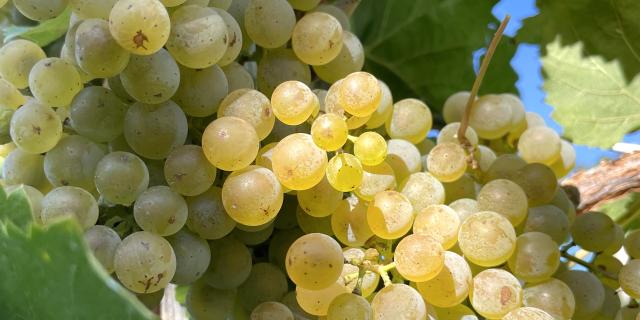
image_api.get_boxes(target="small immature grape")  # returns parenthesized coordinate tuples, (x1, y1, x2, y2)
(271, 81, 318, 125)
(386, 98, 433, 144)
(186, 187, 237, 240)
(326, 293, 372, 320)
(202, 116, 260, 171)
(134, 186, 188, 236)
(507, 232, 560, 283)
(291, 12, 343, 65)
(311, 113, 348, 151)
(518, 126, 561, 165)
(166, 229, 211, 285)
(469, 94, 513, 139)
(326, 153, 363, 192)
(41, 186, 98, 230)
(477, 179, 528, 226)
(203, 236, 252, 289)
(442, 91, 472, 124)
(413, 205, 460, 250)
(394, 233, 444, 282)
(338, 72, 381, 117)
(272, 133, 328, 190)
(251, 301, 294, 320)
(619, 259, 640, 299)
(286, 233, 343, 290)
(371, 284, 427, 320)
(0, 40, 46, 89)
(10, 100, 62, 154)
(366, 190, 414, 239)
(297, 176, 342, 218)
(523, 278, 575, 320)
(120, 49, 180, 104)
(244, 0, 296, 49)
(69, 87, 128, 143)
(313, 31, 364, 83)
(94, 152, 150, 206)
(469, 269, 522, 319)
(354, 161, 397, 201)
(109, 0, 171, 55)
(458, 211, 516, 267)
(417, 251, 472, 308)
(218, 89, 275, 141)
(29, 57, 83, 107)
(354, 131, 387, 166)
(570, 211, 616, 252)
(84, 225, 121, 274)
(426, 142, 467, 183)
(331, 195, 373, 247)
(400, 172, 445, 214)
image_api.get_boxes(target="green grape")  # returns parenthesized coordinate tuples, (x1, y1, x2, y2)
(186, 281, 236, 320)
(523, 278, 575, 320)
(165, 229, 210, 285)
(310, 113, 348, 151)
(477, 179, 528, 226)
(133, 186, 188, 236)
(0, 79, 26, 109)
(84, 225, 121, 274)
(268, 228, 304, 270)
(386, 98, 432, 144)
(109, 0, 170, 55)
(202, 235, 252, 289)
(251, 301, 294, 320)
(394, 234, 444, 282)
(297, 176, 342, 218)
(218, 89, 275, 140)
(518, 126, 561, 165)
(324, 79, 372, 129)
(13, 0, 67, 20)
(272, 133, 328, 190)
(386, 139, 422, 182)
(173, 65, 228, 117)
(69, 0, 117, 19)
(289, 0, 320, 10)
(0, 107, 14, 144)
(107, 75, 136, 104)
(365, 80, 393, 129)
(603, 223, 624, 255)
(5, 184, 44, 223)
(69, 87, 127, 143)
(291, 12, 343, 65)
(353, 132, 386, 166)
(43, 135, 106, 191)
(550, 139, 576, 178)
(124, 101, 188, 159)
(331, 195, 373, 247)
(75, 19, 130, 77)
(271, 81, 318, 126)
(296, 207, 333, 237)
(458, 211, 516, 267)
(442, 91, 472, 124)
(482, 154, 527, 183)
(503, 307, 554, 320)
(624, 229, 640, 259)
(144, 158, 167, 187)
(326, 293, 371, 320)
(160, 0, 186, 6)
(244, 0, 296, 48)
(326, 153, 363, 192)
(120, 49, 180, 104)
(354, 161, 396, 201)
(571, 211, 616, 252)
(371, 284, 427, 320)
(28, 57, 82, 107)
(94, 151, 149, 206)
(442, 173, 477, 203)
(313, 31, 363, 83)
(2, 149, 46, 187)
(449, 198, 479, 223)
(522, 205, 570, 244)
(313, 3, 349, 29)
(232, 221, 275, 245)
(164, 145, 216, 196)
(366, 190, 414, 240)
(469, 94, 513, 139)
(166, 5, 228, 68)
(594, 287, 620, 320)
(209, 0, 231, 9)
(619, 259, 640, 299)
(0, 39, 46, 89)
(338, 72, 381, 118)
(426, 142, 467, 183)
(615, 307, 640, 320)
(286, 233, 343, 290)
(507, 232, 560, 283)
(556, 270, 605, 319)
(10, 100, 62, 154)
(221, 165, 283, 226)
(476, 145, 497, 172)
(281, 291, 317, 320)
(186, 186, 236, 239)
(469, 269, 522, 319)
(400, 172, 445, 213)
(212, 8, 242, 66)
(273, 197, 299, 229)
(593, 254, 622, 289)
(257, 48, 311, 97)
(41, 186, 99, 230)
(417, 251, 472, 308)
(238, 262, 289, 311)
(437, 122, 478, 147)
(413, 205, 460, 250)
(202, 116, 260, 171)
(511, 163, 558, 206)
(222, 62, 254, 92)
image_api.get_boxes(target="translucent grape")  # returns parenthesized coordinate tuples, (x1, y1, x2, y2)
(75, 19, 130, 77)
(281, 291, 316, 320)
(371, 284, 427, 320)
(417, 251, 472, 308)
(386, 98, 432, 144)
(458, 211, 516, 267)
(394, 234, 444, 282)
(173, 64, 228, 117)
(619, 259, 640, 299)
(556, 270, 605, 319)
(120, 49, 180, 104)
(13, 0, 67, 21)
(468, 94, 513, 139)
(271, 80, 318, 126)
(522, 205, 570, 245)
(386, 139, 422, 182)
(437, 122, 478, 147)
(94, 151, 149, 206)
(291, 12, 343, 65)
(326, 153, 363, 192)
(185, 186, 236, 239)
(257, 48, 311, 97)
(511, 163, 558, 206)
(114, 231, 176, 293)
(507, 232, 559, 282)
(442, 91, 472, 124)
(313, 31, 363, 83)
(296, 206, 334, 236)
(28, 57, 82, 107)
(186, 282, 236, 320)
(338, 72, 381, 117)
(624, 229, 640, 258)
(41, 186, 98, 230)
(503, 307, 554, 320)
(221, 165, 283, 226)
(201, 116, 260, 171)
(133, 186, 188, 236)
(166, 229, 210, 285)
(70, 0, 117, 19)
(251, 301, 294, 320)
(326, 293, 371, 320)
(426, 142, 467, 183)
(218, 89, 274, 140)
(570, 211, 616, 252)
(222, 62, 254, 92)
(238, 263, 289, 311)
(0, 39, 46, 89)
(413, 205, 460, 250)
(354, 131, 387, 166)
(107, 75, 136, 103)
(164, 145, 216, 196)
(477, 179, 528, 226)
(244, 0, 296, 48)
(476, 145, 497, 173)
(400, 172, 445, 214)
(203, 236, 252, 289)
(286, 233, 343, 290)
(469, 269, 522, 319)
(69, 87, 128, 143)
(442, 173, 477, 203)
(523, 278, 575, 320)
(2, 149, 46, 187)
(84, 225, 121, 274)
(331, 195, 373, 247)
(324, 79, 371, 129)
(550, 139, 576, 178)
(44, 135, 106, 191)
(365, 81, 393, 129)
(449, 198, 479, 223)
(124, 101, 188, 159)
(297, 176, 342, 218)
(366, 190, 414, 239)
(310, 113, 348, 151)
(272, 133, 328, 190)
(108, 0, 171, 55)
(354, 161, 397, 202)
(518, 126, 561, 165)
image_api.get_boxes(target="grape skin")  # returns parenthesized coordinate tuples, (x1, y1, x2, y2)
(133, 186, 188, 236)
(201, 116, 260, 172)
(458, 211, 516, 267)
(286, 233, 343, 290)
(109, 0, 171, 55)
(469, 269, 522, 319)
(94, 151, 150, 206)
(272, 133, 328, 191)
(29, 57, 83, 108)
(394, 233, 444, 282)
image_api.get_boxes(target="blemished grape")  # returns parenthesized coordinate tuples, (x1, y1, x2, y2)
(286, 233, 343, 290)
(238, 262, 289, 311)
(413, 205, 460, 250)
(354, 161, 397, 201)
(186, 281, 236, 320)
(10, 99, 62, 154)
(394, 233, 444, 282)
(84, 225, 121, 274)
(313, 31, 364, 83)
(166, 229, 211, 285)
(222, 62, 254, 92)
(41, 186, 98, 230)
(311, 113, 349, 151)
(2, 149, 46, 187)
(244, 0, 296, 49)
(523, 278, 575, 320)
(133, 186, 188, 236)
(13, 0, 68, 21)
(458, 211, 516, 267)
(164, 145, 217, 197)
(507, 232, 560, 283)
(202, 116, 260, 171)
(272, 81, 318, 126)
(426, 142, 468, 183)
(258, 48, 311, 97)
(371, 284, 427, 320)
(212, 8, 242, 66)
(338, 72, 381, 117)
(469, 94, 513, 139)
(522, 205, 570, 245)
(556, 270, 605, 319)
(75, 19, 130, 78)
(386, 138, 422, 182)
(400, 172, 445, 214)
(44, 135, 106, 191)
(417, 251, 472, 308)
(173, 64, 228, 117)
(218, 89, 275, 141)
(70, 0, 117, 19)
(251, 301, 294, 320)
(593, 254, 622, 289)
(469, 269, 522, 319)
(0, 40, 46, 89)
(29, 57, 83, 107)
(386, 98, 433, 144)
(570, 211, 616, 252)
(619, 259, 640, 299)
(203, 236, 252, 289)
(94, 151, 150, 206)
(331, 195, 374, 247)
(115, 231, 176, 294)
(297, 176, 342, 218)
(442, 91, 472, 124)
(624, 229, 640, 258)
(503, 307, 554, 320)
(366, 190, 414, 239)
(518, 126, 562, 165)
(109, 0, 171, 55)
(120, 48, 180, 104)
(292, 12, 343, 65)
(326, 153, 363, 192)
(69, 87, 128, 143)
(272, 133, 328, 190)
(477, 179, 528, 226)
(327, 293, 372, 320)
(354, 131, 387, 166)
(186, 186, 236, 239)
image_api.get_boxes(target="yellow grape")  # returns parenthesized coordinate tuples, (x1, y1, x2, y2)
(255, 142, 277, 170)
(324, 79, 371, 129)
(619, 259, 640, 299)
(592, 254, 622, 289)
(442, 91, 472, 124)
(257, 48, 311, 97)
(436, 122, 478, 147)
(518, 126, 561, 165)
(371, 284, 427, 320)
(0, 79, 25, 110)
(433, 305, 478, 320)
(426, 142, 467, 183)
(310, 113, 348, 151)
(202, 116, 260, 171)
(313, 31, 364, 83)
(394, 234, 444, 282)
(326, 293, 372, 320)
(503, 307, 554, 320)
(523, 278, 575, 320)
(353, 131, 387, 166)
(413, 205, 460, 250)
(449, 198, 479, 223)
(338, 72, 381, 117)
(296, 280, 350, 316)
(286, 233, 343, 290)
(354, 161, 396, 202)
(29, 57, 83, 107)
(550, 139, 576, 178)
(417, 251, 472, 308)
(109, 0, 171, 55)
(469, 269, 522, 319)
(291, 12, 343, 65)
(476, 145, 497, 172)
(365, 80, 393, 129)
(326, 153, 363, 192)
(458, 211, 516, 267)
(218, 89, 275, 141)
(297, 176, 343, 218)
(271, 80, 318, 125)
(386, 139, 422, 182)
(385, 98, 432, 144)
(468, 94, 513, 139)
(272, 133, 328, 190)
(366, 190, 414, 239)
(477, 179, 528, 226)
(400, 172, 445, 213)
(507, 232, 560, 283)
(331, 195, 373, 247)
(0, 39, 46, 89)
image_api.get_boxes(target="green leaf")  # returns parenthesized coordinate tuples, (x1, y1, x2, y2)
(2, 8, 71, 46)
(0, 189, 157, 320)
(541, 40, 640, 148)
(351, 0, 517, 112)
(597, 192, 640, 230)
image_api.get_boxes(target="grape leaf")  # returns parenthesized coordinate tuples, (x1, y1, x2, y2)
(596, 192, 640, 231)
(0, 187, 156, 320)
(351, 0, 517, 112)
(2, 8, 70, 46)
(541, 40, 640, 148)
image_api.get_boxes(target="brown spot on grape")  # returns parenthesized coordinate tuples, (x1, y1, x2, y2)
(500, 286, 512, 305)
(133, 30, 148, 50)
(32, 125, 41, 135)
(168, 216, 176, 224)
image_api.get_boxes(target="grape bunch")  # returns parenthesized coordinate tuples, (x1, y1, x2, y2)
(0, 0, 638, 319)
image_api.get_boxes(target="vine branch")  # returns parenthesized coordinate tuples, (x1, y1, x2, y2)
(561, 251, 618, 280)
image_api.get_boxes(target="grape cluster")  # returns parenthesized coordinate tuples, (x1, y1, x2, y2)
(0, 0, 638, 319)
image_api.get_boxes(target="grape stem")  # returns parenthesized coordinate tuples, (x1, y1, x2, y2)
(376, 262, 396, 287)
(560, 251, 618, 280)
(457, 15, 511, 167)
